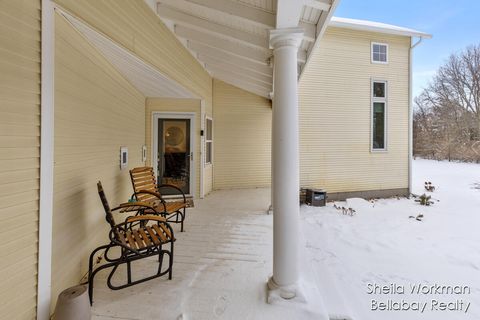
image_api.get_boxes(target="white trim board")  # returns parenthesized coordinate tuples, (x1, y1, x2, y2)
(330, 17, 432, 39)
(151, 112, 196, 198)
(38, 1, 55, 319)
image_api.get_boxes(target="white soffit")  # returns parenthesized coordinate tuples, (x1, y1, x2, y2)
(58, 9, 197, 99)
(330, 17, 432, 39)
(154, 0, 340, 98)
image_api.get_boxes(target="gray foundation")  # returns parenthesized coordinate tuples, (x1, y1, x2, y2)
(325, 188, 409, 201)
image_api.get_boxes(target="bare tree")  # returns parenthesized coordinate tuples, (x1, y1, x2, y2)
(413, 44, 480, 162)
(434, 46, 480, 131)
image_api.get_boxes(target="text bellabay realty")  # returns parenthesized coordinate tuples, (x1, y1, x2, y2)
(367, 283, 471, 313)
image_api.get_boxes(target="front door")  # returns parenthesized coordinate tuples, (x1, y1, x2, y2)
(154, 116, 193, 196)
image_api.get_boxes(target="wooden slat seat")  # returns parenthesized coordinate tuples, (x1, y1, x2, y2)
(141, 200, 187, 217)
(122, 215, 175, 247)
(117, 224, 173, 251)
(145, 226, 161, 246)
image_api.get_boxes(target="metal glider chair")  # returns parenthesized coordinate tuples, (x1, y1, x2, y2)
(129, 167, 187, 232)
(88, 182, 175, 304)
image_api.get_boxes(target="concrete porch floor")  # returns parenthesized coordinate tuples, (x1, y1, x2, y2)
(91, 188, 347, 320)
(91, 188, 278, 319)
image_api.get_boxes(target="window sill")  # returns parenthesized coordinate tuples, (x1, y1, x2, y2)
(370, 149, 388, 153)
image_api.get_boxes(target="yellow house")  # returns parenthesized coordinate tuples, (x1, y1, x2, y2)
(0, 0, 430, 318)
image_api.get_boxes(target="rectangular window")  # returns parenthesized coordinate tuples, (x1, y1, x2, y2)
(371, 42, 388, 64)
(372, 80, 387, 151)
(205, 117, 213, 164)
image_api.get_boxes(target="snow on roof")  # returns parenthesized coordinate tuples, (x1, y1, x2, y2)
(330, 17, 432, 39)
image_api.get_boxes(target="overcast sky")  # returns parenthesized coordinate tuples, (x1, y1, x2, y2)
(334, 0, 480, 98)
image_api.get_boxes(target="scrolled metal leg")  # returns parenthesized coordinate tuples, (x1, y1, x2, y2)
(126, 260, 132, 284)
(180, 211, 185, 232)
(169, 241, 174, 280)
(88, 260, 118, 305)
(157, 249, 164, 275)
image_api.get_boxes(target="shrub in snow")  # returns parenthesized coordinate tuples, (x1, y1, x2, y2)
(409, 213, 424, 221)
(424, 181, 436, 192)
(415, 193, 434, 206)
(333, 203, 356, 216)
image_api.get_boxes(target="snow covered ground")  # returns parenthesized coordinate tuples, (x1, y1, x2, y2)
(92, 159, 480, 320)
(303, 159, 480, 320)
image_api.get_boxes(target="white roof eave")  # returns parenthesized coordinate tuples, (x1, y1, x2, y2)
(329, 17, 432, 39)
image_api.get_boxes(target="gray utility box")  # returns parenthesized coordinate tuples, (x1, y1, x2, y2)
(305, 189, 327, 207)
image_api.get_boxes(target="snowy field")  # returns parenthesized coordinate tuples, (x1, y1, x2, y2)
(92, 159, 479, 320)
(304, 159, 480, 320)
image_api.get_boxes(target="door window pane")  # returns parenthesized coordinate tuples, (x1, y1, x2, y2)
(205, 118, 213, 164)
(206, 119, 212, 140)
(158, 119, 190, 194)
(206, 142, 212, 164)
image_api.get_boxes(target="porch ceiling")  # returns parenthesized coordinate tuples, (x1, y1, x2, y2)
(154, 0, 340, 98)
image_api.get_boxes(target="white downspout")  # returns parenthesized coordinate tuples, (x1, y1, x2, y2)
(38, 0, 55, 319)
(408, 36, 423, 195)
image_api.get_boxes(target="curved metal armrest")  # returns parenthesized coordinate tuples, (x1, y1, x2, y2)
(131, 190, 168, 213)
(131, 190, 167, 210)
(158, 184, 187, 203)
(132, 190, 163, 200)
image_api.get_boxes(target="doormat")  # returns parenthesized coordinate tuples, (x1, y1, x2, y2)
(165, 198, 194, 207)
(186, 198, 194, 208)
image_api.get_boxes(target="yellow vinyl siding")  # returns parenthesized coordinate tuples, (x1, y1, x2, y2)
(53, 0, 213, 114)
(53, 0, 215, 197)
(145, 98, 204, 198)
(0, 0, 41, 318)
(52, 13, 145, 310)
(299, 27, 410, 193)
(213, 79, 272, 189)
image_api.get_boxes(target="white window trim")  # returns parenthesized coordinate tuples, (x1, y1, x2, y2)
(371, 42, 389, 64)
(205, 116, 213, 166)
(371, 79, 388, 152)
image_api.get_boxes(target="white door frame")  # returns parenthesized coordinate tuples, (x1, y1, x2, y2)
(152, 112, 196, 198)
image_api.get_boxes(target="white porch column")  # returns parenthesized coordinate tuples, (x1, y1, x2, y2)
(267, 28, 303, 299)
